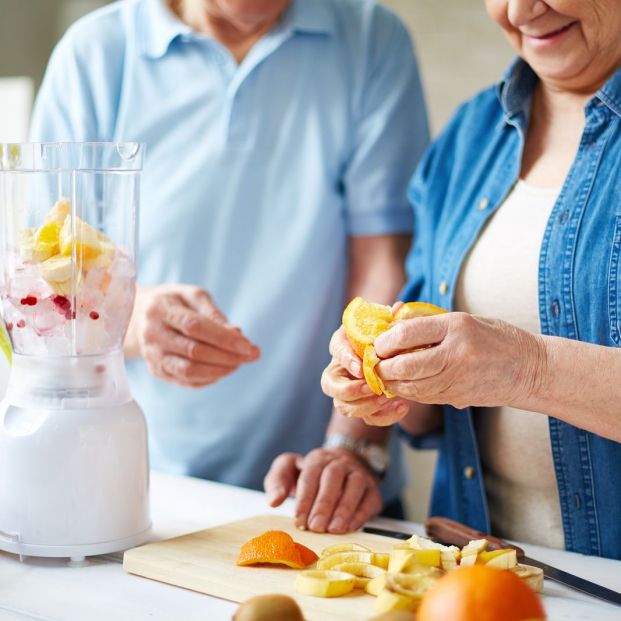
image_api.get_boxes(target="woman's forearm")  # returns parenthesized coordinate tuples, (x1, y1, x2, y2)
(400, 403, 444, 437)
(517, 335, 621, 442)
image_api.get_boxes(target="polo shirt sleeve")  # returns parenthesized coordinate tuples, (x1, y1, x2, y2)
(30, 13, 124, 142)
(343, 7, 430, 237)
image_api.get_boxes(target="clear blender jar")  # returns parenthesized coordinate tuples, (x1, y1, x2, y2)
(0, 143, 150, 561)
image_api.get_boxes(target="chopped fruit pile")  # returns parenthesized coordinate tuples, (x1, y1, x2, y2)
(342, 297, 447, 396)
(237, 530, 318, 569)
(288, 534, 543, 617)
(1, 198, 135, 356)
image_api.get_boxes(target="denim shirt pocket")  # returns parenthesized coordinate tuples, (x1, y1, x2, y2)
(609, 216, 621, 345)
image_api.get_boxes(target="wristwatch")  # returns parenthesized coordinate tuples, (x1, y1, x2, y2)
(323, 433, 390, 480)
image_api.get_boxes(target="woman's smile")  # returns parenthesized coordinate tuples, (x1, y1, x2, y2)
(522, 20, 577, 49)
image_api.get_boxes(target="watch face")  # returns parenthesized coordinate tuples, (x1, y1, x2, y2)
(365, 445, 389, 473)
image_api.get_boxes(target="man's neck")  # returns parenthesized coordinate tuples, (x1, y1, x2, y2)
(170, 0, 286, 62)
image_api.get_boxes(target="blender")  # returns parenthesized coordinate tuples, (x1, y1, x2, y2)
(0, 143, 151, 562)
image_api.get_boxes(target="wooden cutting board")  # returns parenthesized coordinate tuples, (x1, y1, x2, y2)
(123, 514, 400, 621)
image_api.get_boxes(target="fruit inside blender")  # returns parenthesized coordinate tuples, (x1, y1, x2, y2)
(2, 198, 135, 356)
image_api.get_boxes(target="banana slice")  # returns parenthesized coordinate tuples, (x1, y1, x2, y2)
(317, 551, 374, 570)
(319, 543, 371, 558)
(40, 255, 73, 282)
(512, 563, 544, 592)
(331, 561, 386, 589)
(373, 553, 390, 569)
(294, 570, 356, 598)
(366, 573, 388, 596)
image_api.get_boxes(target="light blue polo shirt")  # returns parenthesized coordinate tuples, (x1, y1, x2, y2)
(30, 0, 429, 503)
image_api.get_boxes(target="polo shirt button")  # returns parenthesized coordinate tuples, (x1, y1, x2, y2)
(439, 281, 449, 296)
(464, 466, 476, 479)
(477, 198, 489, 210)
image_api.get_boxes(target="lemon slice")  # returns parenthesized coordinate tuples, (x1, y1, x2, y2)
(319, 542, 371, 558)
(316, 551, 374, 570)
(294, 570, 356, 598)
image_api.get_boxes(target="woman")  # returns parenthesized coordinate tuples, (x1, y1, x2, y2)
(322, 0, 621, 559)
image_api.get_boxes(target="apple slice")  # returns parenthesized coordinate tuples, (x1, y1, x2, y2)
(459, 538, 488, 567)
(478, 549, 518, 569)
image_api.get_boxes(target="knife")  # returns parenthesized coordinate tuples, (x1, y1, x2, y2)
(363, 516, 621, 607)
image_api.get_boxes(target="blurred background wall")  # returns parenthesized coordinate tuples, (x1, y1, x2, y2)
(0, 0, 514, 522)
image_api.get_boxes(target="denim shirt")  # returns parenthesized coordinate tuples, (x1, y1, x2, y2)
(400, 59, 621, 559)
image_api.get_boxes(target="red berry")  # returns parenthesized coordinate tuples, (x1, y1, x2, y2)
(6, 323, 13, 331)
(89, 311, 100, 320)
(16, 319, 26, 328)
(20, 295, 37, 306)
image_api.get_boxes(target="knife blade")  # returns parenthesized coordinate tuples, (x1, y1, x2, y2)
(363, 516, 621, 607)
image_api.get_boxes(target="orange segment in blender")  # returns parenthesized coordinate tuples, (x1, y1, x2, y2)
(237, 530, 318, 569)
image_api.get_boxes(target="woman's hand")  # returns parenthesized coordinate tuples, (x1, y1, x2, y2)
(264, 449, 383, 534)
(375, 312, 546, 410)
(321, 327, 412, 426)
(125, 284, 260, 387)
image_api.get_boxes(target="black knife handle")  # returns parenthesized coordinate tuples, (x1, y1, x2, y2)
(425, 516, 526, 559)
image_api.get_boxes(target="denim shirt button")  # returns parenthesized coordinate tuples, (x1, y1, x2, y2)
(559, 210, 569, 225)
(463, 466, 476, 479)
(477, 198, 489, 211)
(551, 299, 561, 318)
(439, 281, 449, 296)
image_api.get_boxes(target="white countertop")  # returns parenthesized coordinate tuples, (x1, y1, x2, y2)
(0, 472, 620, 621)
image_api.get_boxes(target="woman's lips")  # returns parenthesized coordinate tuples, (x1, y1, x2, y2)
(524, 21, 577, 47)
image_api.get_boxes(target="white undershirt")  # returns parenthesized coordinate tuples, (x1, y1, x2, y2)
(454, 179, 565, 549)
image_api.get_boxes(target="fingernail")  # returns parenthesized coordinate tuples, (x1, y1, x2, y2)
(377, 395, 390, 405)
(349, 359, 361, 375)
(360, 383, 373, 395)
(329, 517, 345, 532)
(266, 487, 283, 505)
(309, 516, 326, 532)
(235, 340, 254, 354)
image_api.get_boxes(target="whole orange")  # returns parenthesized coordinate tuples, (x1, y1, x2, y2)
(417, 565, 546, 621)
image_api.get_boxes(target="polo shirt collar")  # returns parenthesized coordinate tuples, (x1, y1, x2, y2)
(138, 0, 332, 60)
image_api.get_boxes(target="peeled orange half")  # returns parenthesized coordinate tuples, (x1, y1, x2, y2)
(342, 297, 447, 397)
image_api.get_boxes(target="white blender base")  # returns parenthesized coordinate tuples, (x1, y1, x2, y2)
(0, 356, 151, 562)
(0, 525, 151, 560)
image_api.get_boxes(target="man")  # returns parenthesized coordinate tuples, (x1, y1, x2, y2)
(31, 0, 429, 531)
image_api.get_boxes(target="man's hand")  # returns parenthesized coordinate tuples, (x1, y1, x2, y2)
(125, 284, 260, 387)
(264, 449, 383, 534)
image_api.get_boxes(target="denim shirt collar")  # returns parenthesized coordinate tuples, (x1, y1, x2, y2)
(497, 56, 621, 124)
(138, 0, 333, 60)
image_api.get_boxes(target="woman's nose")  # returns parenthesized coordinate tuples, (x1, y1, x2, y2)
(507, 0, 549, 27)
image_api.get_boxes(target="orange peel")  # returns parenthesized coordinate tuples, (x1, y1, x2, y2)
(237, 530, 318, 569)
